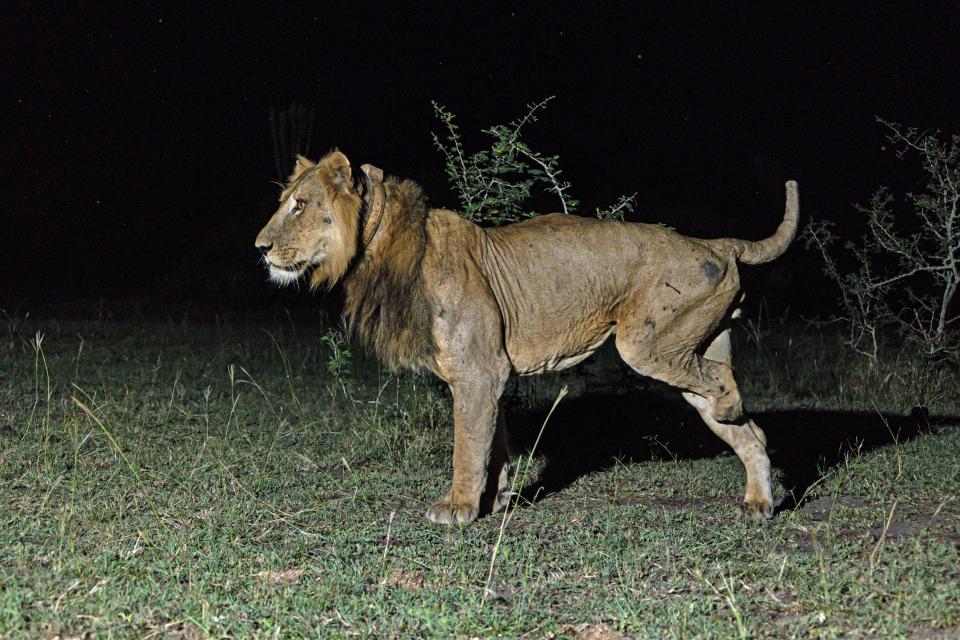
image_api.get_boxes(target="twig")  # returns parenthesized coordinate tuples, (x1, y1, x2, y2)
(868, 500, 898, 571)
(482, 386, 568, 606)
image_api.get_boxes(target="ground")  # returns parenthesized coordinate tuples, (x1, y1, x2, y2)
(0, 312, 958, 638)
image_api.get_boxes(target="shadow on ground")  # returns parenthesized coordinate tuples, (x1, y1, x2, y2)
(504, 386, 953, 510)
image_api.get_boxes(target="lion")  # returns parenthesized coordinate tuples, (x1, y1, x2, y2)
(256, 150, 798, 524)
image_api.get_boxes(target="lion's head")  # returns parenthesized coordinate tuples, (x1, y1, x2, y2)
(255, 151, 361, 288)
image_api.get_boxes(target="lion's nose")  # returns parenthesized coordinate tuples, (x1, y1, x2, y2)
(257, 243, 272, 257)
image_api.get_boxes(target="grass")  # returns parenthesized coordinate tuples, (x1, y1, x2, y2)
(0, 314, 958, 638)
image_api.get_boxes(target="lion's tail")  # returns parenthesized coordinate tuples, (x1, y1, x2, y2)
(727, 180, 799, 265)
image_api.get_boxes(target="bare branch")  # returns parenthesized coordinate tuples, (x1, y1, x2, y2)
(804, 120, 959, 362)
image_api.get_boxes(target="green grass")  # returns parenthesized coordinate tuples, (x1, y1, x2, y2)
(0, 315, 958, 638)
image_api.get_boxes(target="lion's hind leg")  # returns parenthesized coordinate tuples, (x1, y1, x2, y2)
(615, 306, 743, 423)
(684, 392, 774, 520)
(682, 328, 774, 520)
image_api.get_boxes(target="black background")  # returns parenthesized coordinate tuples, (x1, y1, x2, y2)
(3, 3, 958, 315)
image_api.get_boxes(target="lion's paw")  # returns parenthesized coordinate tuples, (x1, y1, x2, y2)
(487, 489, 514, 515)
(425, 499, 479, 526)
(739, 499, 774, 522)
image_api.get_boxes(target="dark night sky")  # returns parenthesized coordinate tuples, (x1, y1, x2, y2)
(2, 3, 958, 311)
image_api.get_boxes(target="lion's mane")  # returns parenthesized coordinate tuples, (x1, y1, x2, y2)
(330, 177, 436, 371)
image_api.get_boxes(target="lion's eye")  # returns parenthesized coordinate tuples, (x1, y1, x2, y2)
(294, 199, 306, 213)
(323, 217, 332, 225)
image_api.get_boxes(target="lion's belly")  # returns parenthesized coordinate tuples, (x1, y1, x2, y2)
(480, 214, 708, 376)
(508, 322, 616, 375)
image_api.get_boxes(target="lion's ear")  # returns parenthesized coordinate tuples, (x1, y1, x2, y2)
(320, 150, 353, 193)
(288, 155, 316, 182)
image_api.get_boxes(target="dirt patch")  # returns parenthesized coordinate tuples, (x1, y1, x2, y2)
(781, 526, 868, 554)
(867, 518, 954, 542)
(256, 569, 304, 585)
(383, 568, 425, 590)
(800, 496, 869, 519)
(555, 622, 629, 640)
(154, 621, 205, 639)
(377, 535, 417, 548)
(781, 529, 821, 554)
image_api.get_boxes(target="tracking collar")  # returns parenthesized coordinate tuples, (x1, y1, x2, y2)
(360, 163, 386, 247)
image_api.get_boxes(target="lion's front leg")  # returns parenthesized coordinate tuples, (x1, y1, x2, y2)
(426, 376, 506, 525)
